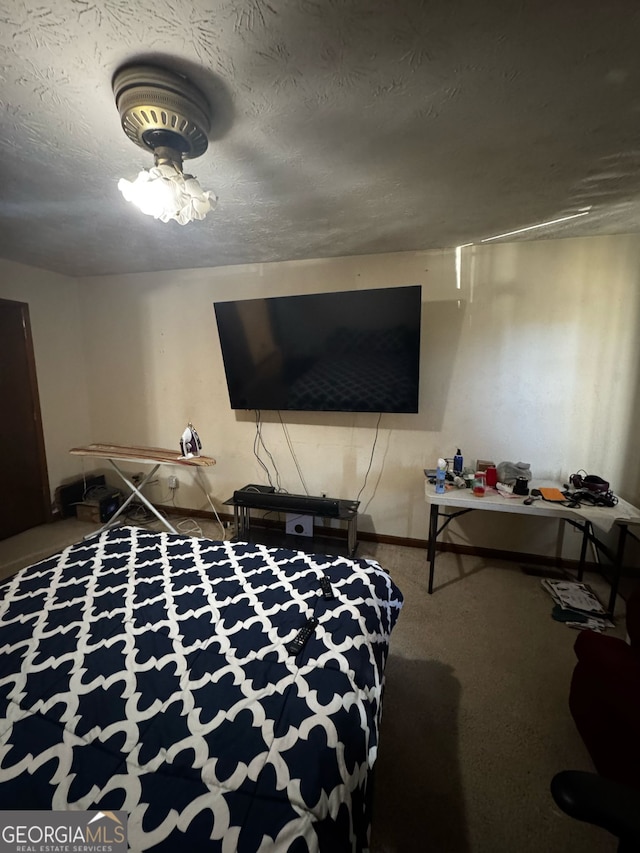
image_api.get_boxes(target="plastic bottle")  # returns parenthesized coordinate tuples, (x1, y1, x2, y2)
(435, 458, 447, 494)
(453, 448, 463, 475)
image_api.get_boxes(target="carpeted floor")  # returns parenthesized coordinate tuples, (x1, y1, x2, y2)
(0, 520, 622, 852)
(364, 543, 621, 853)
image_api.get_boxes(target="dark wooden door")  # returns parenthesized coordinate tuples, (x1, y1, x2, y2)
(0, 298, 51, 540)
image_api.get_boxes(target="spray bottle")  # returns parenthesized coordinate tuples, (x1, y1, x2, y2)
(435, 458, 447, 494)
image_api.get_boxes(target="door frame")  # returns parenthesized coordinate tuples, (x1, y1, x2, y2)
(0, 298, 51, 529)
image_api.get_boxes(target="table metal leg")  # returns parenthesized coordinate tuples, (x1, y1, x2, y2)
(234, 505, 250, 540)
(576, 520, 591, 582)
(427, 503, 439, 594)
(97, 460, 178, 535)
(608, 523, 628, 617)
(348, 514, 358, 556)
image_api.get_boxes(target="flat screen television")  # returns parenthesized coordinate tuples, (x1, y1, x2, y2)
(213, 284, 422, 412)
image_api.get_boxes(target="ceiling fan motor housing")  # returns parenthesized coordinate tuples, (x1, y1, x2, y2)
(113, 65, 210, 160)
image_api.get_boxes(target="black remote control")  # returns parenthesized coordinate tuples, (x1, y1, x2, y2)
(286, 618, 318, 656)
(320, 575, 335, 600)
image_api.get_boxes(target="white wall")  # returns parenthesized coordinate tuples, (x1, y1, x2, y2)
(75, 233, 640, 556)
(0, 259, 92, 498)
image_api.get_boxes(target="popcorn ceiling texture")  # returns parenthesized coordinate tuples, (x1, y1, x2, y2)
(0, 0, 639, 276)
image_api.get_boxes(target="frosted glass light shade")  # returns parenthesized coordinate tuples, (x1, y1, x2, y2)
(118, 164, 215, 224)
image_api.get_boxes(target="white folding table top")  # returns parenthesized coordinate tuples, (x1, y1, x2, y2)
(424, 480, 640, 534)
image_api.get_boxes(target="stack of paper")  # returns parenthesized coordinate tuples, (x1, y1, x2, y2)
(541, 579, 614, 631)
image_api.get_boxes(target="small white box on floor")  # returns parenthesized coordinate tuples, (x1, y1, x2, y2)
(285, 513, 314, 537)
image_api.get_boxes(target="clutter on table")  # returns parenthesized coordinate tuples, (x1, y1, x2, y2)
(425, 456, 619, 507)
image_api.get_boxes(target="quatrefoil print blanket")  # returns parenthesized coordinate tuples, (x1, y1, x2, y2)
(0, 527, 403, 852)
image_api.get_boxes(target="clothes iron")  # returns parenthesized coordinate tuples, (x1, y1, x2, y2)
(180, 422, 202, 458)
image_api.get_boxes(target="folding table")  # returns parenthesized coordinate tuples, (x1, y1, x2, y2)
(425, 480, 640, 615)
(69, 443, 216, 534)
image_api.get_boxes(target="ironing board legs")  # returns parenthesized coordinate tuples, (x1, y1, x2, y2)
(92, 460, 178, 536)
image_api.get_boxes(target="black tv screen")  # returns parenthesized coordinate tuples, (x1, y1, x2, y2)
(213, 285, 422, 412)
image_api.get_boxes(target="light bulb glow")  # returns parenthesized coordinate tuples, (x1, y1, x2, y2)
(118, 164, 216, 224)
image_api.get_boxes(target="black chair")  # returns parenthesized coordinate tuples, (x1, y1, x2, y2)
(551, 770, 640, 852)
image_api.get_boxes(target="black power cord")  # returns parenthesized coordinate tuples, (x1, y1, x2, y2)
(566, 487, 618, 508)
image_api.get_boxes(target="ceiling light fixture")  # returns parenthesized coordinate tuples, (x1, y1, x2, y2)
(113, 64, 216, 225)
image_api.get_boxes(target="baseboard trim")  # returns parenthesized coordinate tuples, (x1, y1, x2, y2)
(162, 504, 228, 522)
(159, 503, 597, 572)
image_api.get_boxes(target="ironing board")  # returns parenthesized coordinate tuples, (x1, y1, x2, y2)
(69, 443, 216, 534)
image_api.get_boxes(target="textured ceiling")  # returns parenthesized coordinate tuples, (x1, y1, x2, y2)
(1, 0, 640, 277)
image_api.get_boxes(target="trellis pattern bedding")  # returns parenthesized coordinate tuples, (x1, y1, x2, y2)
(0, 526, 403, 852)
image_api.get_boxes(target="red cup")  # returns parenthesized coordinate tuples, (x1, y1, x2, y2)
(473, 472, 486, 496)
(485, 465, 498, 488)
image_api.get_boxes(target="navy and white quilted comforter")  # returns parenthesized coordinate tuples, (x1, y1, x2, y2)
(0, 527, 403, 852)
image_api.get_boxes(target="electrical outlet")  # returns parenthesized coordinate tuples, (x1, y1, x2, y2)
(168, 475, 178, 490)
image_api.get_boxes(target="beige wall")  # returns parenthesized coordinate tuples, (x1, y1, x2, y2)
(74, 233, 640, 556)
(2, 235, 637, 557)
(0, 259, 91, 498)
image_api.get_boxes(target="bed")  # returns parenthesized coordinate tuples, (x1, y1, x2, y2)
(0, 526, 403, 852)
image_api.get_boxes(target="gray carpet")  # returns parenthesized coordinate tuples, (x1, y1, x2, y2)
(364, 543, 620, 853)
(0, 521, 622, 852)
